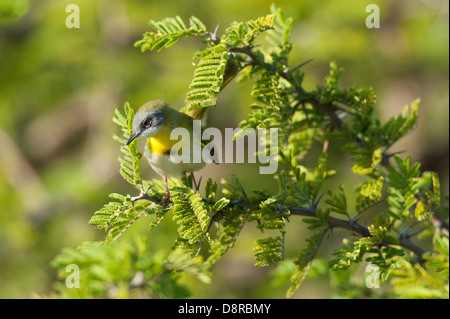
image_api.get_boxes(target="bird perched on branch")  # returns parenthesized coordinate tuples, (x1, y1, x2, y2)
(126, 99, 212, 206)
(126, 59, 239, 206)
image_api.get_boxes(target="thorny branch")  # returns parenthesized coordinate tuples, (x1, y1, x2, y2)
(133, 191, 427, 261)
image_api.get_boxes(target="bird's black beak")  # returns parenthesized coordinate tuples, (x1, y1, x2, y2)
(126, 131, 140, 146)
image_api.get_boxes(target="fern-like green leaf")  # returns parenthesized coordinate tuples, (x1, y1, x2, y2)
(135, 16, 206, 52)
(381, 99, 419, 145)
(89, 192, 160, 245)
(167, 248, 212, 284)
(387, 155, 423, 219)
(329, 238, 369, 270)
(89, 194, 125, 231)
(113, 103, 142, 186)
(389, 256, 448, 299)
(206, 205, 250, 266)
(186, 45, 228, 110)
(287, 229, 326, 297)
(325, 185, 348, 216)
(253, 236, 283, 267)
(243, 14, 276, 45)
(172, 192, 210, 245)
(356, 176, 384, 213)
(266, 4, 293, 53)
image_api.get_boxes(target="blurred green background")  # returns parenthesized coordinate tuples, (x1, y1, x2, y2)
(0, 0, 448, 298)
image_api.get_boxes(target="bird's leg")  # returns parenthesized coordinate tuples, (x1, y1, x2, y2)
(191, 172, 202, 193)
(131, 184, 154, 206)
(160, 175, 170, 207)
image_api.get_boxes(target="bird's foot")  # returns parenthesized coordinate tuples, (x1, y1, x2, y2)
(160, 189, 171, 207)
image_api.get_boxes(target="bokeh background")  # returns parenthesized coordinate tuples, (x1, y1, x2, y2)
(0, 0, 448, 298)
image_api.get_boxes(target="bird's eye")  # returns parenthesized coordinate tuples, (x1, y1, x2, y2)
(143, 119, 151, 127)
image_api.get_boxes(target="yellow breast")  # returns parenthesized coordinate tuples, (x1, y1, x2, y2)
(147, 137, 174, 155)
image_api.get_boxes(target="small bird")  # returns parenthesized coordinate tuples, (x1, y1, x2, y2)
(126, 99, 211, 206)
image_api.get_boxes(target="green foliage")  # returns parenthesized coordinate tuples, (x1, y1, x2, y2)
(389, 235, 449, 298)
(49, 6, 449, 299)
(185, 13, 275, 111)
(0, 0, 31, 22)
(287, 229, 327, 297)
(166, 248, 212, 285)
(172, 191, 210, 246)
(88, 192, 160, 245)
(112, 104, 142, 186)
(135, 16, 206, 52)
(50, 235, 196, 298)
(186, 45, 228, 109)
(254, 236, 284, 267)
(222, 14, 276, 48)
(356, 176, 384, 213)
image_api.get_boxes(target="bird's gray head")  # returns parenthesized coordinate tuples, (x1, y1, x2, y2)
(126, 100, 168, 145)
